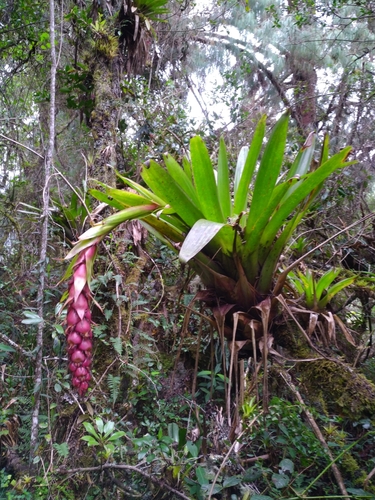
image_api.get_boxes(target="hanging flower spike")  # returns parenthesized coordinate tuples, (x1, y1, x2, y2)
(65, 244, 97, 397)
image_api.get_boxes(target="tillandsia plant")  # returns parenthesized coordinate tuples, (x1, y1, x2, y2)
(61, 113, 356, 394)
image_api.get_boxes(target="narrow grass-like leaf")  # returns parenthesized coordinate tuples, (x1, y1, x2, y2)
(217, 137, 231, 219)
(233, 146, 249, 200)
(319, 276, 355, 309)
(245, 114, 289, 239)
(315, 269, 341, 299)
(142, 160, 204, 227)
(78, 204, 159, 240)
(89, 189, 125, 210)
(116, 171, 167, 206)
(179, 219, 226, 264)
(234, 115, 266, 215)
(190, 136, 224, 222)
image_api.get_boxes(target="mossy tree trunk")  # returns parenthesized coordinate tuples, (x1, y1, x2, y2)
(88, 53, 121, 188)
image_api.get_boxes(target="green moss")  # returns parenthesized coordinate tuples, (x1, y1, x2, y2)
(297, 359, 375, 419)
(341, 452, 360, 477)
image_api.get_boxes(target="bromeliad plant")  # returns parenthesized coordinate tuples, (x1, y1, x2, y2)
(287, 268, 355, 312)
(62, 113, 355, 395)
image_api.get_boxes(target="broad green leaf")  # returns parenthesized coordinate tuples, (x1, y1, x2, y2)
(245, 113, 289, 236)
(179, 219, 225, 264)
(140, 217, 184, 246)
(233, 114, 266, 214)
(83, 421, 99, 437)
(242, 177, 299, 281)
(260, 147, 354, 249)
(217, 137, 231, 219)
(95, 418, 104, 434)
(103, 420, 115, 437)
(257, 210, 305, 294)
(233, 145, 249, 197)
(163, 153, 200, 207)
(105, 188, 157, 208)
(196, 466, 209, 486)
(167, 422, 180, 444)
(142, 160, 203, 226)
(107, 431, 126, 441)
(190, 136, 224, 222)
(223, 476, 241, 487)
(272, 472, 290, 489)
(81, 436, 100, 446)
(185, 440, 198, 458)
(182, 156, 193, 182)
(320, 133, 330, 166)
(22, 311, 43, 325)
(279, 458, 294, 473)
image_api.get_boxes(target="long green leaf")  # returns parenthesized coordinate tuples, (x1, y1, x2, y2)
(241, 177, 299, 281)
(163, 153, 200, 208)
(286, 132, 315, 180)
(217, 137, 231, 219)
(106, 188, 156, 207)
(179, 219, 226, 264)
(315, 268, 341, 299)
(89, 189, 126, 210)
(319, 276, 355, 309)
(78, 204, 159, 240)
(233, 114, 266, 214)
(260, 148, 355, 249)
(257, 210, 305, 294)
(116, 171, 167, 206)
(142, 160, 204, 227)
(244, 113, 289, 240)
(190, 136, 224, 222)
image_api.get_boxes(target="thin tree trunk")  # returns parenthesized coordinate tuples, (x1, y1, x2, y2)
(29, 0, 56, 461)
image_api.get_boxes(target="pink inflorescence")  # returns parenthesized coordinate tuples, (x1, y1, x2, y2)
(65, 245, 96, 397)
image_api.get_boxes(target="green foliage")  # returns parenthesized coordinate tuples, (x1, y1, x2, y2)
(68, 115, 355, 301)
(81, 417, 126, 459)
(288, 268, 355, 311)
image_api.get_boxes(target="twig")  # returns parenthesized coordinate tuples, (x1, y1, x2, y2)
(0, 332, 33, 357)
(207, 430, 245, 500)
(273, 211, 375, 296)
(364, 464, 375, 487)
(54, 464, 192, 500)
(242, 454, 269, 463)
(0, 132, 44, 159)
(280, 370, 350, 500)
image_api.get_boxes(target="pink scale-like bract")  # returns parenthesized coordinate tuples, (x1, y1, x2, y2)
(64, 244, 97, 397)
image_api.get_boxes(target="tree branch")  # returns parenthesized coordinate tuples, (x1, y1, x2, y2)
(0, 132, 44, 159)
(55, 464, 192, 500)
(29, 0, 56, 462)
